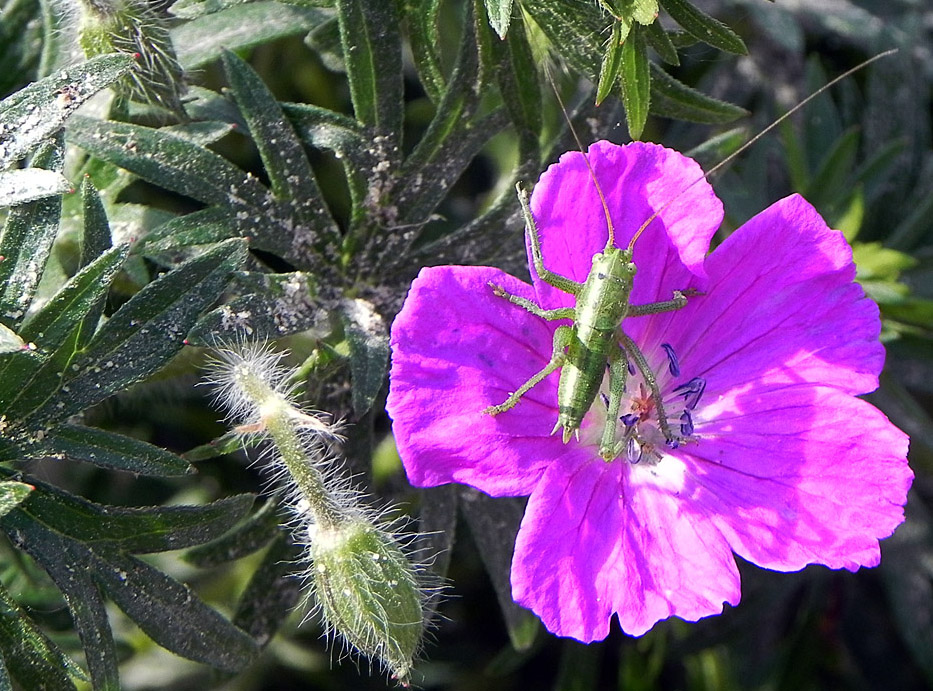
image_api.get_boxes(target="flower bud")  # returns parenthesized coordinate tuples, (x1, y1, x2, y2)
(311, 519, 423, 685)
(76, 0, 187, 115)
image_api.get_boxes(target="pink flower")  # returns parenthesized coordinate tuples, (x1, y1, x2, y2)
(386, 141, 912, 641)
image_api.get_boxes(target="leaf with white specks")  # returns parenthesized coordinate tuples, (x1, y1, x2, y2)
(22, 239, 246, 428)
(339, 297, 389, 416)
(0, 481, 33, 518)
(0, 476, 259, 687)
(0, 581, 83, 690)
(67, 115, 338, 269)
(0, 168, 71, 207)
(0, 53, 135, 170)
(0, 136, 65, 330)
(221, 50, 339, 253)
(39, 424, 194, 477)
(187, 270, 327, 344)
(173, 2, 330, 69)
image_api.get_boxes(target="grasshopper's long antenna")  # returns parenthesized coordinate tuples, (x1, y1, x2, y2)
(626, 48, 897, 252)
(545, 64, 617, 249)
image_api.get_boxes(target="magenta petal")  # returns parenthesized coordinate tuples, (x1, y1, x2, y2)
(388, 265, 586, 496)
(512, 455, 741, 640)
(527, 141, 723, 310)
(689, 384, 912, 571)
(653, 194, 885, 397)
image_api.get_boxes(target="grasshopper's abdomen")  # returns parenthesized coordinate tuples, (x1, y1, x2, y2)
(556, 249, 636, 440)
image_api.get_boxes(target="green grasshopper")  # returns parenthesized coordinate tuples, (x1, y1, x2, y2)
(482, 51, 894, 463)
(482, 182, 687, 462)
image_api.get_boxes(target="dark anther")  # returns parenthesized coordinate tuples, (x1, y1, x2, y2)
(626, 436, 642, 464)
(673, 377, 706, 411)
(620, 413, 639, 427)
(680, 410, 694, 437)
(661, 343, 680, 376)
(627, 360, 636, 376)
(600, 393, 610, 408)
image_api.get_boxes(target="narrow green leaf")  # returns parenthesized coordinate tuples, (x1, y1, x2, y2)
(804, 127, 860, 212)
(339, 297, 389, 416)
(188, 271, 325, 344)
(13, 480, 253, 552)
(336, 0, 404, 143)
(232, 532, 304, 650)
(0, 481, 33, 518)
(643, 17, 679, 65)
(97, 545, 259, 671)
(27, 239, 246, 426)
(485, 0, 513, 38)
(67, 116, 327, 265)
(494, 15, 542, 146)
(78, 178, 114, 347)
(659, 0, 746, 54)
(620, 26, 650, 140)
(0, 349, 42, 438)
(220, 50, 338, 249)
(185, 500, 282, 567)
(173, 3, 329, 69)
(596, 21, 626, 106)
(648, 63, 747, 124)
(0, 168, 70, 207)
(0, 53, 135, 169)
(0, 581, 80, 691)
(0, 324, 26, 354)
(779, 116, 809, 192)
(41, 424, 194, 477)
(3, 514, 119, 691)
(522, 1, 603, 77)
(405, 0, 445, 102)
(66, 116, 269, 209)
(0, 136, 64, 328)
(460, 489, 539, 651)
(221, 51, 318, 204)
(395, 4, 508, 227)
(2, 505, 260, 674)
(19, 244, 128, 352)
(138, 207, 247, 253)
(79, 177, 113, 268)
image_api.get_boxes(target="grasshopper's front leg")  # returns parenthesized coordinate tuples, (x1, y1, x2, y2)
(629, 287, 704, 317)
(487, 283, 575, 321)
(484, 325, 574, 416)
(516, 183, 583, 296)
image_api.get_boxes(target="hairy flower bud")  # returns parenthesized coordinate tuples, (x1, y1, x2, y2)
(205, 342, 428, 683)
(311, 520, 424, 685)
(76, 0, 187, 115)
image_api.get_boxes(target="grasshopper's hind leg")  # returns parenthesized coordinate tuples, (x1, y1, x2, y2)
(618, 331, 679, 446)
(484, 325, 573, 416)
(599, 352, 629, 460)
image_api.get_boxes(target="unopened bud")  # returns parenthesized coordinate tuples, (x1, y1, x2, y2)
(77, 0, 187, 116)
(311, 520, 423, 685)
